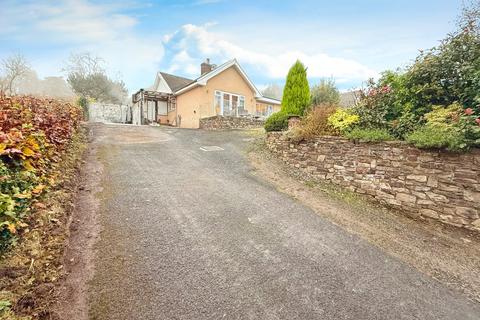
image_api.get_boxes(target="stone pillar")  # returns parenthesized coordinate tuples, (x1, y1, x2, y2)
(288, 115, 301, 129)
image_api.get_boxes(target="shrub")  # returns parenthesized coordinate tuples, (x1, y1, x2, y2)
(0, 95, 83, 250)
(310, 79, 340, 106)
(424, 103, 462, 126)
(288, 104, 337, 141)
(77, 96, 89, 120)
(354, 74, 401, 129)
(281, 60, 310, 115)
(351, 2, 480, 143)
(457, 107, 480, 147)
(327, 109, 360, 132)
(406, 125, 467, 151)
(406, 104, 480, 151)
(389, 108, 420, 139)
(264, 112, 289, 132)
(344, 128, 394, 142)
(352, 102, 389, 130)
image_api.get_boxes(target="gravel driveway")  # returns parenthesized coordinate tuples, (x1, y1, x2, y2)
(86, 124, 480, 320)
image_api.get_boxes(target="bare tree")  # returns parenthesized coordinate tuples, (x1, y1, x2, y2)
(63, 52, 127, 104)
(63, 52, 105, 78)
(0, 54, 30, 95)
(261, 83, 283, 100)
(458, 0, 480, 34)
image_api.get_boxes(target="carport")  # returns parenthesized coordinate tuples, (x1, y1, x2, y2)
(131, 89, 177, 125)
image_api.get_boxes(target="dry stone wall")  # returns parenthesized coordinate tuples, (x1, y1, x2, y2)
(266, 132, 480, 231)
(200, 116, 264, 130)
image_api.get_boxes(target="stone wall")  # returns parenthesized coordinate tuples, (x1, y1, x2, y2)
(266, 132, 480, 232)
(88, 103, 131, 124)
(200, 116, 264, 130)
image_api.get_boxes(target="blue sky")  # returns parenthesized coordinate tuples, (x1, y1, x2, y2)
(0, 0, 463, 93)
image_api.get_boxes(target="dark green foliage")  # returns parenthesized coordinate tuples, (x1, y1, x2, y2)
(404, 29, 480, 113)
(281, 60, 310, 115)
(390, 109, 421, 139)
(345, 128, 394, 142)
(264, 112, 289, 132)
(310, 79, 340, 106)
(406, 126, 467, 151)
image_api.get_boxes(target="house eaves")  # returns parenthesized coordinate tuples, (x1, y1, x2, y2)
(256, 96, 281, 105)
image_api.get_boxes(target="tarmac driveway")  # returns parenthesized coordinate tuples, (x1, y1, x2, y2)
(87, 124, 480, 320)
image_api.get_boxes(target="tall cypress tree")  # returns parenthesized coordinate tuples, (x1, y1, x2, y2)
(281, 60, 310, 115)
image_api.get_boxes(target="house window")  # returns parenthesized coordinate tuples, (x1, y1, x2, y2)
(255, 103, 275, 117)
(267, 105, 273, 116)
(214, 90, 246, 116)
(239, 96, 245, 115)
(167, 97, 176, 112)
(223, 93, 232, 116)
(214, 91, 222, 115)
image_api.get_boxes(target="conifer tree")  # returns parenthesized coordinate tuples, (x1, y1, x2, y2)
(281, 60, 310, 115)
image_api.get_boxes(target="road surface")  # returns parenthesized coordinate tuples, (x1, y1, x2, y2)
(86, 124, 480, 320)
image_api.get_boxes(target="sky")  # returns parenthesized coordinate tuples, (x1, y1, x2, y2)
(0, 0, 465, 93)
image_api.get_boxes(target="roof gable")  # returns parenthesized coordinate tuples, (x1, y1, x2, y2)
(175, 59, 262, 97)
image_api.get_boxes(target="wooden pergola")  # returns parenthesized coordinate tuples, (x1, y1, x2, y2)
(132, 89, 177, 125)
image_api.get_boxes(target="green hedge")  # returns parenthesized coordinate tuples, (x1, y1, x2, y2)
(265, 112, 289, 132)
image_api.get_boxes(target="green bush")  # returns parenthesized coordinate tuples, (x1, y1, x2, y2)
(350, 2, 480, 143)
(264, 112, 289, 132)
(345, 128, 394, 142)
(389, 108, 420, 139)
(406, 125, 467, 151)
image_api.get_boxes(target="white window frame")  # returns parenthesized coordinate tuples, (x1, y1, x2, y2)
(267, 105, 273, 116)
(214, 90, 246, 116)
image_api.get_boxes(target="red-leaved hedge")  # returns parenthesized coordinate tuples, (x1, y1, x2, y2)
(0, 95, 83, 250)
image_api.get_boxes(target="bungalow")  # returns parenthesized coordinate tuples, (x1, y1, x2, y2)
(132, 59, 281, 128)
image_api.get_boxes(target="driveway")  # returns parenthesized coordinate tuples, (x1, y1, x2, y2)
(86, 124, 480, 319)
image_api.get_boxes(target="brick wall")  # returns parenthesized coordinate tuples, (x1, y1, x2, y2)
(200, 116, 264, 130)
(266, 132, 480, 231)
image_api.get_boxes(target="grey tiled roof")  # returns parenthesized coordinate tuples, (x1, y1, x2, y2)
(160, 72, 194, 92)
(339, 90, 361, 108)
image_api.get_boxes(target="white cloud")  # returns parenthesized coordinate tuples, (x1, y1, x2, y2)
(0, 0, 164, 91)
(0, 2, 377, 91)
(165, 23, 377, 83)
(167, 50, 198, 76)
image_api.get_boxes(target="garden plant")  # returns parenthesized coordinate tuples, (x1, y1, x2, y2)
(0, 95, 83, 251)
(271, 2, 480, 151)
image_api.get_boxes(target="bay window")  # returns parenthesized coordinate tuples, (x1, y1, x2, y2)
(214, 90, 246, 116)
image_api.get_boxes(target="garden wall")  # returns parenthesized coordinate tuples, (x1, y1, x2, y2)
(88, 103, 131, 124)
(266, 132, 480, 231)
(200, 116, 264, 130)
